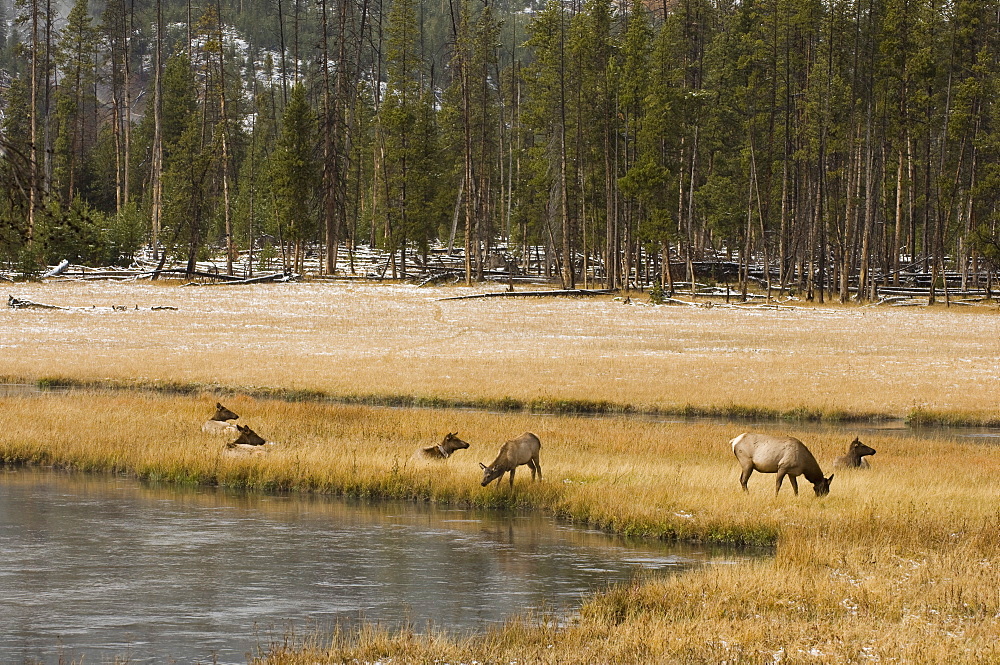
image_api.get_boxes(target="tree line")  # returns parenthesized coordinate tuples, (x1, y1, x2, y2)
(3, 0, 1000, 300)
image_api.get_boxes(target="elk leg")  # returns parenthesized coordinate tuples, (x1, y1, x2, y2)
(533, 456, 542, 481)
(775, 469, 787, 495)
(739, 466, 753, 492)
(788, 475, 799, 496)
(508, 468, 516, 488)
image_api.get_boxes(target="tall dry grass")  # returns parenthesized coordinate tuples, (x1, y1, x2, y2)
(3, 281, 1000, 421)
(4, 391, 1000, 663)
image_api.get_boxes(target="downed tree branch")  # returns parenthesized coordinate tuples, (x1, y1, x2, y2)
(439, 288, 615, 301)
(7, 295, 71, 310)
(417, 271, 464, 287)
(180, 272, 300, 287)
(8, 295, 179, 311)
(41, 259, 70, 278)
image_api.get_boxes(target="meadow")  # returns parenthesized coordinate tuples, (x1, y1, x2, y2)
(3, 281, 1000, 663)
(3, 280, 1000, 422)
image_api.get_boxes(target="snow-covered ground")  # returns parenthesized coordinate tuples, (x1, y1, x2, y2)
(2, 279, 998, 417)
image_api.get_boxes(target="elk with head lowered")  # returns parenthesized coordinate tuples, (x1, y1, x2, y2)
(731, 432, 833, 496)
(480, 432, 542, 488)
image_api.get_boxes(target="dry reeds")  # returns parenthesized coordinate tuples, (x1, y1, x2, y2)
(3, 390, 1000, 663)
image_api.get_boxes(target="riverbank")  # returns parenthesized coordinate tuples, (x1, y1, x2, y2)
(2, 390, 999, 663)
(5, 373, 1000, 430)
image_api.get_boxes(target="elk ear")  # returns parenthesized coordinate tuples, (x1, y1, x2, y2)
(479, 462, 487, 470)
(827, 474, 835, 484)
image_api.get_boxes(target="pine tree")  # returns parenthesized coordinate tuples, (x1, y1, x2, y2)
(270, 82, 319, 272)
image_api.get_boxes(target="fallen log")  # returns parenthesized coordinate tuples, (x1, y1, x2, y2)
(41, 260, 70, 278)
(439, 288, 615, 301)
(8, 295, 179, 311)
(180, 272, 300, 286)
(8, 295, 70, 310)
(417, 271, 464, 287)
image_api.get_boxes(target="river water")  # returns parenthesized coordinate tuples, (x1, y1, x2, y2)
(0, 469, 739, 665)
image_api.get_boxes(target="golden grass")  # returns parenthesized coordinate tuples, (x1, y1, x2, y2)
(3, 281, 1000, 421)
(4, 390, 1000, 663)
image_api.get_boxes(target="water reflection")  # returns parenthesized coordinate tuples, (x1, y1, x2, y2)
(0, 469, 740, 665)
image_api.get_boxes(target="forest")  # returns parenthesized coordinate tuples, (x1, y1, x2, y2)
(2, 0, 1000, 300)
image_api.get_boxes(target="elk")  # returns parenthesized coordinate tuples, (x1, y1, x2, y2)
(731, 432, 833, 496)
(411, 432, 471, 461)
(211, 403, 239, 421)
(226, 424, 268, 448)
(202, 402, 240, 433)
(480, 432, 542, 488)
(833, 437, 876, 469)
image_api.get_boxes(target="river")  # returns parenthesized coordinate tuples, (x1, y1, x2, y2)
(0, 468, 740, 665)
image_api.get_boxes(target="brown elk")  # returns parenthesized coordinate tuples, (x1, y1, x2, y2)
(202, 403, 241, 434)
(833, 437, 876, 469)
(731, 432, 833, 496)
(211, 403, 240, 422)
(227, 424, 268, 448)
(480, 432, 542, 488)
(411, 432, 471, 461)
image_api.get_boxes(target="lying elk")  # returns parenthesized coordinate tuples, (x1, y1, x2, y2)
(411, 432, 471, 461)
(833, 437, 876, 469)
(480, 432, 542, 488)
(731, 432, 833, 496)
(226, 424, 269, 448)
(211, 403, 239, 422)
(202, 402, 241, 433)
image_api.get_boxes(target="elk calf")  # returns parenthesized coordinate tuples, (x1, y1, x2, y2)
(480, 432, 542, 488)
(731, 432, 833, 496)
(833, 437, 876, 469)
(411, 432, 471, 461)
(202, 402, 240, 433)
(211, 403, 239, 422)
(226, 424, 268, 448)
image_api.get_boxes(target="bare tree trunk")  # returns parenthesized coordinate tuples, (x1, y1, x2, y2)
(150, 0, 164, 264)
(892, 146, 904, 285)
(215, 0, 235, 275)
(123, 0, 133, 206)
(28, 0, 39, 250)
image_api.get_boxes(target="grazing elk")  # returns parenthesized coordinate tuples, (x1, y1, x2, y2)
(202, 402, 241, 433)
(411, 432, 471, 461)
(833, 437, 876, 469)
(731, 432, 833, 496)
(480, 432, 542, 488)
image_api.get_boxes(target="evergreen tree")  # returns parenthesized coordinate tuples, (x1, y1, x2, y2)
(51, 0, 100, 205)
(270, 82, 319, 272)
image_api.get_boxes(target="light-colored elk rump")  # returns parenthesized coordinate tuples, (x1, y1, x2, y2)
(833, 437, 876, 469)
(480, 432, 542, 488)
(411, 432, 471, 461)
(202, 402, 240, 433)
(731, 432, 833, 496)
